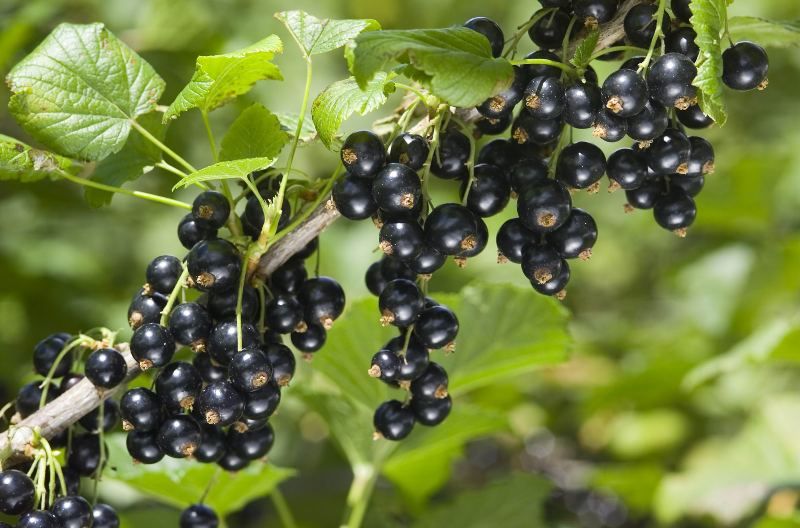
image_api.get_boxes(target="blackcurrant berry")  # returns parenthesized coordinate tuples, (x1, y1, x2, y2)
(369, 349, 402, 383)
(620, 55, 647, 71)
(647, 129, 691, 174)
(459, 216, 488, 260)
(299, 277, 346, 328)
(68, 433, 104, 476)
(128, 288, 166, 330)
(178, 213, 217, 251)
(155, 361, 202, 411)
(378, 279, 423, 327)
(647, 53, 697, 109)
(92, 503, 120, 528)
(669, 174, 705, 197)
(229, 348, 272, 392)
(131, 323, 175, 370)
(169, 302, 212, 350)
(16, 381, 59, 418)
(528, 9, 571, 49)
(191, 354, 225, 385)
(653, 187, 697, 232)
(524, 76, 565, 120)
(460, 163, 510, 217)
(557, 141, 607, 189)
(79, 399, 119, 433)
(120, 387, 162, 433)
(0, 469, 34, 515)
(408, 245, 446, 275)
(531, 258, 570, 296)
(477, 67, 527, 119)
(574, 0, 618, 24)
(264, 296, 303, 334)
(412, 394, 452, 426)
(126, 430, 164, 464)
(722, 41, 769, 91)
(665, 27, 699, 61)
(17, 511, 60, 528)
(625, 178, 667, 209)
(511, 113, 563, 146)
(187, 239, 241, 293)
(564, 81, 601, 129)
(374, 400, 415, 441)
(51, 495, 92, 528)
(593, 108, 628, 142)
(85, 348, 127, 389)
(414, 305, 459, 350)
(388, 133, 429, 170)
(475, 113, 512, 136)
(60, 373, 83, 393)
(410, 362, 449, 400)
(33, 333, 72, 378)
(379, 221, 425, 260)
(602, 69, 649, 117)
(194, 425, 226, 463)
(269, 258, 308, 296)
(607, 148, 648, 190)
(373, 163, 422, 216)
(521, 50, 563, 80)
(464, 16, 504, 57)
(425, 204, 481, 256)
(387, 334, 430, 381)
(508, 159, 548, 194)
(627, 99, 668, 142)
(291, 321, 327, 353)
(381, 255, 417, 282)
(217, 447, 249, 472)
(180, 504, 219, 528)
(145, 255, 183, 295)
(332, 175, 378, 220)
(206, 284, 258, 323)
(263, 343, 296, 387)
(158, 415, 202, 458)
(242, 195, 291, 238)
(676, 104, 714, 129)
(228, 422, 275, 460)
(671, 0, 692, 23)
(496, 218, 536, 264)
(341, 131, 386, 178)
(365, 261, 387, 296)
(546, 208, 598, 259)
(207, 321, 261, 366)
(624, 4, 670, 48)
(431, 129, 470, 180)
(478, 139, 517, 171)
(192, 191, 230, 230)
(522, 242, 564, 285)
(517, 179, 572, 233)
(242, 380, 281, 420)
(686, 136, 715, 176)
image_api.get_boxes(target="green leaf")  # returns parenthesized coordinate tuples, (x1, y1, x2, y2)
(173, 158, 274, 190)
(104, 434, 294, 517)
(163, 36, 283, 122)
(728, 17, 800, 48)
(274, 10, 380, 57)
(571, 28, 600, 70)
(690, 0, 730, 125)
(0, 135, 81, 182)
(312, 73, 392, 149)
(219, 104, 289, 162)
(6, 23, 166, 161)
(346, 27, 514, 107)
(414, 473, 551, 528)
(85, 113, 166, 207)
(275, 112, 318, 144)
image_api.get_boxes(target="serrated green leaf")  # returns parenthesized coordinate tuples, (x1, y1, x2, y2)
(346, 27, 514, 107)
(0, 134, 81, 182)
(274, 10, 380, 57)
(6, 23, 165, 161)
(728, 17, 800, 48)
(85, 113, 166, 207)
(311, 73, 391, 150)
(173, 157, 274, 190)
(164, 36, 283, 122)
(571, 28, 600, 70)
(275, 112, 318, 145)
(690, 0, 729, 125)
(219, 104, 289, 162)
(104, 434, 294, 517)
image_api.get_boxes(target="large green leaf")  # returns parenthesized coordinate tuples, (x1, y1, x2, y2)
(219, 104, 289, 162)
(728, 17, 800, 48)
(85, 112, 166, 207)
(274, 10, 379, 57)
(346, 28, 514, 107)
(0, 134, 81, 182)
(173, 158, 274, 190)
(6, 23, 165, 161)
(163, 36, 283, 122)
(104, 434, 294, 517)
(312, 73, 392, 150)
(690, 0, 731, 125)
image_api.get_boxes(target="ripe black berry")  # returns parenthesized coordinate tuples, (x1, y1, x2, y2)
(653, 188, 697, 232)
(264, 296, 303, 334)
(158, 415, 202, 458)
(229, 348, 272, 392)
(508, 159, 548, 194)
(194, 425, 226, 463)
(269, 258, 308, 296)
(156, 361, 202, 411)
(217, 447, 249, 472)
(373, 163, 422, 216)
(496, 218, 536, 264)
(593, 108, 628, 142)
(387, 134, 428, 171)
(206, 284, 257, 322)
(178, 214, 217, 251)
(92, 503, 120, 528)
(120, 387, 162, 432)
(676, 104, 714, 129)
(0, 469, 34, 515)
(564, 81, 601, 129)
(379, 221, 424, 260)
(521, 50, 563, 80)
(17, 511, 60, 528)
(187, 239, 241, 293)
(686, 136, 715, 176)
(557, 142, 607, 189)
(228, 422, 275, 460)
(379, 279, 423, 327)
(464, 16, 504, 57)
(60, 372, 83, 392)
(647, 53, 698, 109)
(602, 69, 649, 118)
(517, 180, 572, 233)
(193, 353, 227, 384)
(16, 381, 59, 418)
(192, 191, 230, 230)
(299, 277, 346, 328)
(408, 245, 446, 275)
(531, 258, 570, 296)
(524, 76, 565, 120)
(145, 255, 183, 295)
(85, 348, 127, 389)
(460, 216, 488, 259)
(242, 195, 291, 237)
(574, 0, 618, 24)
(126, 430, 164, 464)
(365, 261, 386, 295)
(627, 99, 668, 141)
(624, 4, 670, 48)
(522, 242, 564, 285)
(374, 400, 415, 441)
(607, 148, 648, 190)
(68, 433, 104, 476)
(431, 129, 470, 180)
(722, 41, 769, 91)
(79, 399, 119, 433)
(528, 9, 571, 49)
(180, 504, 219, 528)
(460, 163, 510, 217)
(511, 113, 563, 146)
(51, 495, 92, 528)
(478, 139, 517, 171)
(546, 208, 598, 259)
(131, 323, 175, 370)
(291, 321, 327, 353)
(127, 288, 166, 330)
(671, 0, 692, 23)
(207, 321, 261, 366)
(369, 349, 402, 383)
(412, 394, 452, 426)
(670, 174, 705, 197)
(33, 333, 72, 378)
(169, 302, 212, 349)
(647, 129, 691, 174)
(665, 27, 699, 61)
(414, 305, 459, 350)
(625, 178, 667, 209)
(242, 380, 281, 421)
(341, 131, 386, 178)
(332, 175, 378, 220)
(477, 67, 527, 119)
(263, 343, 296, 387)
(387, 334, 430, 381)
(424, 204, 479, 256)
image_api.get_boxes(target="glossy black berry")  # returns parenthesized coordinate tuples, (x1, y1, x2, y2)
(387, 334, 430, 381)
(365, 261, 387, 296)
(620, 55, 647, 72)
(299, 277, 346, 328)
(478, 139, 517, 171)
(242, 195, 291, 238)
(388, 133, 429, 170)
(85, 348, 127, 389)
(627, 99, 669, 142)
(193, 353, 227, 384)
(17, 511, 60, 528)
(264, 296, 303, 334)
(194, 425, 226, 463)
(722, 41, 769, 91)
(574, 0, 618, 24)
(546, 208, 598, 259)
(424, 204, 479, 256)
(607, 148, 648, 190)
(269, 258, 308, 296)
(290, 321, 327, 353)
(522, 242, 564, 285)
(460, 216, 488, 259)
(128, 288, 167, 330)
(410, 362, 449, 400)
(379, 220, 425, 260)
(412, 394, 452, 426)
(517, 180, 572, 233)
(475, 113, 512, 135)
(624, 4, 670, 48)
(68, 433, 104, 476)
(341, 131, 386, 178)
(381, 255, 417, 282)
(192, 191, 230, 230)
(511, 113, 563, 146)
(496, 218, 536, 264)
(178, 214, 217, 251)
(460, 163, 510, 217)
(671, 0, 692, 23)
(625, 178, 666, 209)
(464, 16, 504, 57)
(670, 174, 705, 197)
(531, 258, 570, 296)
(521, 50, 563, 80)
(431, 129, 470, 180)
(131, 323, 175, 370)
(242, 380, 281, 421)
(369, 349, 402, 383)
(676, 104, 714, 129)
(207, 284, 258, 323)
(126, 430, 164, 464)
(378, 279, 423, 327)
(373, 163, 422, 216)
(557, 142, 607, 189)
(524, 76, 565, 120)
(508, 159, 548, 194)
(187, 238, 241, 293)
(414, 305, 459, 350)
(263, 343, 296, 387)
(602, 69, 649, 117)
(51, 495, 92, 528)
(408, 245, 446, 275)
(332, 175, 378, 221)
(0, 469, 34, 515)
(155, 361, 202, 411)
(145, 255, 182, 295)
(169, 302, 212, 349)
(33, 333, 72, 378)
(593, 108, 628, 142)
(217, 447, 249, 472)
(16, 381, 59, 419)
(528, 9, 571, 49)
(647, 129, 691, 174)
(180, 504, 219, 528)
(79, 399, 119, 433)
(92, 503, 120, 528)
(477, 67, 527, 119)
(374, 400, 415, 441)
(654, 188, 697, 231)
(686, 136, 715, 177)
(229, 348, 272, 392)
(228, 422, 275, 460)
(59, 373, 83, 393)
(564, 81, 601, 129)
(158, 415, 202, 458)
(647, 53, 697, 108)
(120, 388, 162, 432)
(207, 321, 261, 366)
(665, 27, 699, 61)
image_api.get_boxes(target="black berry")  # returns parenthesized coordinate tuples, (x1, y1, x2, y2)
(332, 175, 378, 220)
(33, 333, 72, 378)
(169, 302, 212, 349)
(180, 504, 219, 528)
(647, 53, 697, 109)
(0, 469, 35, 515)
(229, 348, 272, 392)
(722, 41, 769, 91)
(155, 361, 202, 411)
(464, 16, 504, 57)
(460, 163, 510, 217)
(207, 321, 261, 366)
(192, 191, 230, 230)
(341, 131, 386, 178)
(187, 238, 241, 293)
(546, 208, 598, 259)
(414, 305, 459, 350)
(84, 348, 127, 389)
(157, 415, 202, 458)
(517, 179, 572, 233)
(374, 400, 415, 441)
(602, 69, 649, 118)
(126, 430, 164, 464)
(130, 323, 175, 370)
(496, 218, 536, 264)
(653, 188, 697, 232)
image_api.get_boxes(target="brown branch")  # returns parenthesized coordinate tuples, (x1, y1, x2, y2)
(566, 0, 643, 58)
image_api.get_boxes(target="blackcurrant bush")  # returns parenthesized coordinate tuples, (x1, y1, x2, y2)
(228, 422, 275, 460)
(676, 104, 714, 129)
(388, 133, 429, 170)
(33, 333, 72, 378)
(431, 129, 470, 180)
(192, 191, 230, 230)
(0, 469, 34, 515)
(546, 208, 598, 259)
(126, 430, 164, 464)
(627, 99, 668, 142)
(180, 504, 219, 528)
(647, 129, 691, 174)
(624, 4, 670, 48)
(120, 387, 162, 432)
(242, 380, 281, 421)
(374, 400, 415, 441)
(264, 295, 304, 334)
(156, 361, 202, 411)
(460, 163, 510, 217)
(671, 0, 692, 23)
(128, 288, 166, 330)
(67, 433, 104, 476)
(686, 136, 715, 176)
(158, 415, 202, 458)
(131, 323, 175, 370)
(665, 27, 699, 61)
(521, 50, 563, 80)
(378, 279, 423, 327)
(647, 53, 697, 109)
(625, 178, 667, 209)
(207, 284, 259, 323)
(178, 213, 217, 251)
(574, 0, 618, 24)
(602, 69, 649, 117)
(79, 399, 119, 433)
(464, 16, 504, 57)
(194, 425, 226, 463)
(496, 218, 536, 264)
(653, 187, 697, 232)
(412, 394, 452, 426)
(85, 348, 127, 389)
(517, 179, 572, 233)
(51, 495, 92, 528)
(477, 67, 527, 119)
(722, 41, 769, 91)
(169, 302, 212, 350)
(263, 343, 296, 387)
(528, 9, 571, 49)
(524, 76, 565, 120)
(207, 321, 261, 366)
(379, 221, 425, 260)
(92, 503, 120, 528)
(607, 148, 648, 190)
(229, 348, 272, 392)
(564, 81, 601, 129)
(522, 242, 564, 285)
(414, 305, 459, 350)
(373, 163, 422, 216)
(269, 258, 308, 296)
(531, 258, 571, 296)
(332, 175, 378, 220)
(145, 255, 183, 295)
(424, 204, 479, 256)
(511, 113, 563, 146)
(187, 239, 241, 293)
(17, 511, 60, 528)
(341, 130, 386, 178)
(557, 141, 607, 189)
(299, 276, 346, 328)
(369, 349, 402, 383)
(291, 320, 327, 353)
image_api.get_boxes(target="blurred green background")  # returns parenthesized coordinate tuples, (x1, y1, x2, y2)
(2, 0, 800, 526)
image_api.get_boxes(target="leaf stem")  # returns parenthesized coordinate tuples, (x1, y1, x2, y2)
(589, 45, 646, 62)
(235, 249, 251, 351)
(270, 488, 299, 528)
(155, 161, 188, 180)
(638, 0, 668, 74)
(391, 83, 430, 104)
(131, 120, 197, 174)
(160, 265, 189, 326)
(58, 170, 192, 210)
(341, 464, 379, 528)
(201, 110, 218, 162)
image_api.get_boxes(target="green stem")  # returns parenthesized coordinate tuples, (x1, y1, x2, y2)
(418, 107, 447, 219)
(391, 82, 430, 104)
(131, 120, 197, 174)
(589, 45, 646, 62)
(160, 265, 189, 326)
(235, 249, 251, 351)
(561, 16, 578, 63)
(271, 488, 299, 528)
(503, 8, 557, 59)
(155, 161, 188, 180)
(459, 124, 477, 207)
(510, 58, 578, 77)
(341, 465, 379, 528)
(638, 0, 668, 74)
(39, 337, 90, 408)
(201, 110, 218, 162)
(58, 170, 192, 210)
